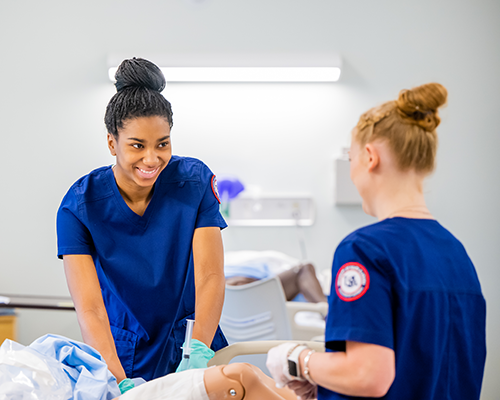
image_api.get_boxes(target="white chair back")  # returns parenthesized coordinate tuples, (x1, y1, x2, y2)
(220, 276, 293, 344)
(220, 276, 293, 374)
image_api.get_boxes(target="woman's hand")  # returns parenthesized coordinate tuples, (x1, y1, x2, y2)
(287, 380, 317, 400)
(266, 342, 300, 388)
(118, 378, 135, 394)
(175, 339, 215, 372)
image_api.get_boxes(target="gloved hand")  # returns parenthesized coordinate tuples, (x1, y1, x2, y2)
(118, 378, 135, 394)
(175, 339, 215, 372)
(288, 380, 318, 400)
(266, 342, 300, 388)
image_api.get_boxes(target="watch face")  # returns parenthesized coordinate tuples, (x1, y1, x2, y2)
(288, 359, 298, 377)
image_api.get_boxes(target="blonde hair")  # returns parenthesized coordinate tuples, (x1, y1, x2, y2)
(355, 83, 448, 174)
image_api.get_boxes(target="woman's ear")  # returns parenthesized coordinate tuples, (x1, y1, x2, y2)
(107, 133, 117, 156)
(365, 143, 380, 172)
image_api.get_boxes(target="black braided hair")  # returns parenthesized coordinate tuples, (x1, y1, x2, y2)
(104, 58, 173, 137)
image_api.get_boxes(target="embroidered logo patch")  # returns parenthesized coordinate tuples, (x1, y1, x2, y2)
(336, 262, 370, 302)
(211, 175, 221, 204)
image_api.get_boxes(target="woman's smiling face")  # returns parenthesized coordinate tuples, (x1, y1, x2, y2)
(108, 115, 172, 192)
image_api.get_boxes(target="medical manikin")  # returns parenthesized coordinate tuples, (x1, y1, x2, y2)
(118, 363, 298, 400)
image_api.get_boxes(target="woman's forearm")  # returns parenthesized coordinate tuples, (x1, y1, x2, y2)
(192, 226, 225, 346)
(192, 272, 225, 345)
(298, 341, 395, 397)
(77, 308, 127, 382)
(63, 255, 127, 382)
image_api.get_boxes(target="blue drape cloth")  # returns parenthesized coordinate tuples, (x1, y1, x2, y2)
(0, 334, 121, 400)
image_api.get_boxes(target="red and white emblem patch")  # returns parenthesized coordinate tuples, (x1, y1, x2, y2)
(211, 175, 221, 204)
(336, 262, 370, 302)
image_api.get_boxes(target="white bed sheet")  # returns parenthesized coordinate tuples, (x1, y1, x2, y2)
(120, 368, 209, 400)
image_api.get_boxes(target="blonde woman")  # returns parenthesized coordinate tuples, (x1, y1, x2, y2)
(267, 83, 487, 399)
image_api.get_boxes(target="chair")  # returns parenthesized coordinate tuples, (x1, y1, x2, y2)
(219, 276, 327, 374)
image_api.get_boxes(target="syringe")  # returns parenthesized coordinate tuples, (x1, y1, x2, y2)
(178, 319, 195, 371)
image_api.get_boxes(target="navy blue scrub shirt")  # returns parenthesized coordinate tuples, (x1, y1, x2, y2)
(319, 218, 486, 400)
(57, 156, 228, 381)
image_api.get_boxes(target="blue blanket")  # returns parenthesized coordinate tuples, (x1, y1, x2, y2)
(0, 334, 121, 400)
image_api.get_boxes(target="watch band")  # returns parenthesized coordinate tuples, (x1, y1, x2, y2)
(286, 343, 304, 358)
(287, 345, 308, 379)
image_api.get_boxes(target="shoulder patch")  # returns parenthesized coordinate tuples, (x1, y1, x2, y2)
(211, 175, 221, 204)
(335, 262, 370, 302)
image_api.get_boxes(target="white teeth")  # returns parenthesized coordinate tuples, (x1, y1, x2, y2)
(139, 168, 157, 174)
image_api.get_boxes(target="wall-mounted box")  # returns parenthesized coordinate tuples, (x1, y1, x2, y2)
(333, 150, 362, 206)
(226, 195, 314, 226)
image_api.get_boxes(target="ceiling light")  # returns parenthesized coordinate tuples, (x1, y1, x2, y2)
(108, 66, 341, 83)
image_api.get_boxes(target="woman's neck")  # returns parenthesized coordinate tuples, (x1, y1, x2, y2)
(112, 166, 154, 216)
(370, 170, 433, 221)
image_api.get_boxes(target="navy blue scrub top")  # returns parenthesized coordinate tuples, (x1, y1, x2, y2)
(57, 156, 228, 380)
(319, 218, 486, 400)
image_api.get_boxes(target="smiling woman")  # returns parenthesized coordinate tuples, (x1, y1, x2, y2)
(108, 117, 172, 216)
(56, 58, 228, 393)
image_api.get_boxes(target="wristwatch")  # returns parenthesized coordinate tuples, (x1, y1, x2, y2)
(287, 345, 308, 379)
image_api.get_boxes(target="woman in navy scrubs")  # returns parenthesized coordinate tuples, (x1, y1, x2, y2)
(267, 83, 487, 399)
(57, 58, 227, 390)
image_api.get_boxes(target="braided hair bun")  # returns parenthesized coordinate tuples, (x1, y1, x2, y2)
(396, 83, 448, 132)
(105, 58, 173, 137)
(114, 57, 166, 93)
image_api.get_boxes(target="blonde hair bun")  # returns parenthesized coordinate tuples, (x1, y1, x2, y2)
(396, 83, 448, 132)
(355, 82, 448, 174)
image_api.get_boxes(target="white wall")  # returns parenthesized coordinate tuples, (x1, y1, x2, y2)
(0, 0, 498, 398)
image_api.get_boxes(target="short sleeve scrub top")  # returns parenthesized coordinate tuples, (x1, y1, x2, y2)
(57, 156, 228, 381)
(319, 218, 486, 400)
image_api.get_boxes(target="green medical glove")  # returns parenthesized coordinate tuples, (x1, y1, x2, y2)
(119, 378, 135, 394)
(175, 338, 215, 372)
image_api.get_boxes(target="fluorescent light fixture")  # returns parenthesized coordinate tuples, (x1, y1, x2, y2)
(108, 66, 341, 83)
